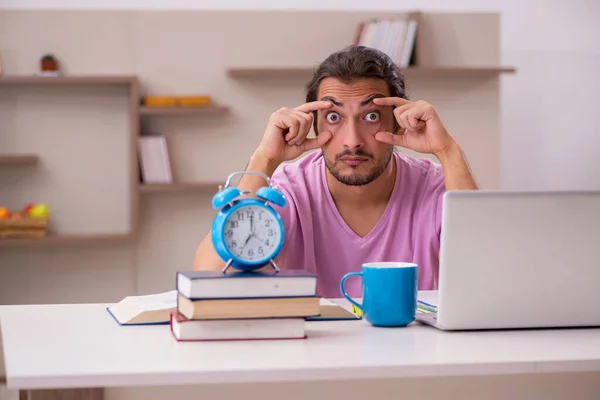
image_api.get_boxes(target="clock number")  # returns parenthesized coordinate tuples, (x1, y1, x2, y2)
(229, 221, 238, 229)
(265, 219, 271, 227)
(246, 210, 254, 218)
(236, 212, 244, 221)
(231, 240, 237, 248)
(268, 229, 274, 237)
(248, 249, 254, 257)
(265, 239, 270, 247)
(227, 230, 233, 238)
(258, 247, 264, 255)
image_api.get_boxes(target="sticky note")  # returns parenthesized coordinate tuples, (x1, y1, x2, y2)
(351, 304, 363, 317)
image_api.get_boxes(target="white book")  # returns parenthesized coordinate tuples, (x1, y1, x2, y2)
(138, 136, 172, 183)
(138, 138, 153, 183)
(156, 136, 173, 183)
(400, 19, 418, 67)
(392, 20, 407, 65)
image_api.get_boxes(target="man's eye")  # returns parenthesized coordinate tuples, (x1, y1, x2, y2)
(326, 112, 340, 123)
(365, 112, 380, 122)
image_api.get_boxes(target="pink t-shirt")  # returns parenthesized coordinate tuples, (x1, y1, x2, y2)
(269, 150, 446, 298)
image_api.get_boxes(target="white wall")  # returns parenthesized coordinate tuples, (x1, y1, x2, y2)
(2, 0, 598, 190)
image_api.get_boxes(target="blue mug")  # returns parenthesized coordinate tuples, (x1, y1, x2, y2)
(340, 262, 418, 327)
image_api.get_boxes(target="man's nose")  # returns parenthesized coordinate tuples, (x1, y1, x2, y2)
(342, 120, 365, 150)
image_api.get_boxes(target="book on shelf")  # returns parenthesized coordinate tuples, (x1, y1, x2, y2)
(353, 16, 418, 68)
(138, 135, 172, 184)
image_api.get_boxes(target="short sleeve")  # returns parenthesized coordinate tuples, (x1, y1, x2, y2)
(430, 165, 447, 237)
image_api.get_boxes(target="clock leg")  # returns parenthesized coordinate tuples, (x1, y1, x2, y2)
(221, 258, 233, 274)
(269, 258, 280, 272)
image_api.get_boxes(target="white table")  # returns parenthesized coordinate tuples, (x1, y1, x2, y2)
(1, 291, 600, 400)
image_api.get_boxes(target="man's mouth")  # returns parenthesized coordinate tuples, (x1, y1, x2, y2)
(340, 156, 369, 166)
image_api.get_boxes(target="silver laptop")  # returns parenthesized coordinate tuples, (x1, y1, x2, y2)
(416, 190, 600, 331)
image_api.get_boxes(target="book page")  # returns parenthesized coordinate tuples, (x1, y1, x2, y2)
(320, 298, 338, 306)
(128, 290, 177, 311)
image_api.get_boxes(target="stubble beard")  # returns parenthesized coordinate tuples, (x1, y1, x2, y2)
(324, 146, 394, 186)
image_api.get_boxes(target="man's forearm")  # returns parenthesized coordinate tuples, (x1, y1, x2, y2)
(237, 152, 281, 195)
(436, 142, 480, 190)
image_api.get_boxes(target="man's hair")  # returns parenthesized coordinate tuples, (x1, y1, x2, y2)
(305, 45, 407, 133)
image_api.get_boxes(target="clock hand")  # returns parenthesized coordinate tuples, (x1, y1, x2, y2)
(240, 233, 252, 252)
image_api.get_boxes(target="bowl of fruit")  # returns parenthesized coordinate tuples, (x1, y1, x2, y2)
(0, 203, 49, 238)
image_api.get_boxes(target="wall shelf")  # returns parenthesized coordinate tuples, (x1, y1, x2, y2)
(0, 74, 141, 248)
(140, 183, 222, 193)
(0, 75, 137, 86)
(0, 233, 134, 247)
(139, 106, 229, 116)
(0, 155, 39, 165)
(226, 66, 516, 78)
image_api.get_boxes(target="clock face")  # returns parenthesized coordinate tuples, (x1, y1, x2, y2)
(223, 204, 282, 263)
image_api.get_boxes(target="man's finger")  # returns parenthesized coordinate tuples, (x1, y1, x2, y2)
(398, 107, 427, 131)
(295, 100, 333, 113)
(374, 131, 407, 147)
(289, 110, 313, 145)
(393, 103, 412, 119)
(302, 130, 332, 152)
(277, 115, 300, 142)
(373, 97, 410, 107)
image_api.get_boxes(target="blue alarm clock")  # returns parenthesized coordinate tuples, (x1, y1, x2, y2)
(211, 171, 286, 273)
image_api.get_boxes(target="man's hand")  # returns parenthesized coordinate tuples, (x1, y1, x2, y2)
(193, 101, 335, 272)
(372, 97, 456, 160)
(373, 97, 479, 190)
(253, 100, 334, 167)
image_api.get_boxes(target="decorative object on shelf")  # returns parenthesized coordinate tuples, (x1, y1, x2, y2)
(141, 95, 211, 107)
(211, 171, 286, 273)
(0, 203, 49, 238)
(39, 54, 60, 76)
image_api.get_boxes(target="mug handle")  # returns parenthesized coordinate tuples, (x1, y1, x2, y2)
(339, 272, 363, 312)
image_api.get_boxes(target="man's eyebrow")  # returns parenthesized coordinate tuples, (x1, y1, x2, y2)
(320, 96, 343, 107)
(360, 94, 386, 107)
(319, 94, 386, 108)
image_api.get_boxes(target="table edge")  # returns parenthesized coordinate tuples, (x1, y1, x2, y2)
(7, 359, 600, 390)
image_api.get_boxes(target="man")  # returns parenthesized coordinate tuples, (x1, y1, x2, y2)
(193, 45, 479, 297)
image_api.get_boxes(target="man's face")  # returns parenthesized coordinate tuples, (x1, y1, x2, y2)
(316, 77, 396, 186)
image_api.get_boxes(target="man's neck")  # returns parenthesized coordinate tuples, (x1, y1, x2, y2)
(325, 154, 397, 207)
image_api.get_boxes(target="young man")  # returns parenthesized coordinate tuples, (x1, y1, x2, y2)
(193, 45, 479, 297)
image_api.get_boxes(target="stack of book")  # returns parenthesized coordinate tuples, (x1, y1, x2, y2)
(170, 269, 320, 341)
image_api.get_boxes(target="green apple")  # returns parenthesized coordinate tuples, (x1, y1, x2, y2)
(29, 203, 49, 218)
